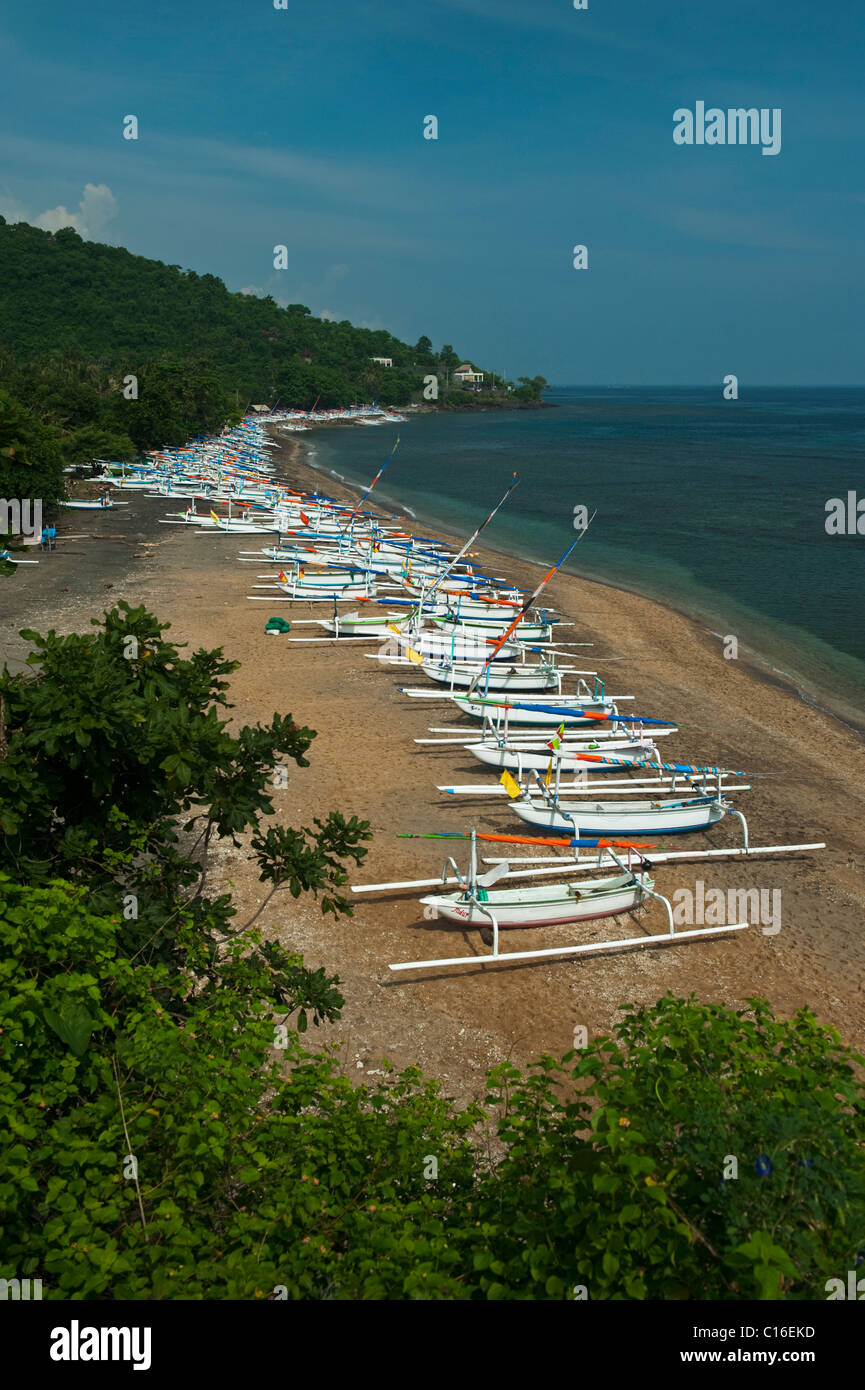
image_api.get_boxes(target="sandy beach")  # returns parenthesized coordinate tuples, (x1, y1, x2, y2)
(3, 431, 864, 1102)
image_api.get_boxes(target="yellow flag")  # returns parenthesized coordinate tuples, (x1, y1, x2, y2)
(406, 646, 423, 665)
(544, 756, 553, 788)
(210, 510, 221, 526)
(387, 623, 401, 635)
(500, 769, 521, 799)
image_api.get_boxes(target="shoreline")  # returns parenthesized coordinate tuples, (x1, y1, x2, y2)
(2, 428, 864, 1100)
(289, 429, 865, 744)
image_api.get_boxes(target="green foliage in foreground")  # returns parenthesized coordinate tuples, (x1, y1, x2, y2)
(0, 601, 370, 1014)
(1, 904, 862, 1302)
(0, 874, 474, 1300)
(0, 606, 862, 1299)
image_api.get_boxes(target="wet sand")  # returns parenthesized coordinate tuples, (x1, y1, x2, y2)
(2, 436, 864, 1100)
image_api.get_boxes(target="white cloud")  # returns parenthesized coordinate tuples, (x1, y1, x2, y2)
(2, 182, 117, 240)
(0, 194, 29, 223)
(238, 284, 265, 296)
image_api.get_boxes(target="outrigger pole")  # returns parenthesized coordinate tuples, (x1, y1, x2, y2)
(389, 921, 749, 972)
(339, 437, 401, 534)
(353, 832, 661, 895)
(402, 472, 521, 626)
(465, 511, 597, 698)
(424, 473, 520, 601)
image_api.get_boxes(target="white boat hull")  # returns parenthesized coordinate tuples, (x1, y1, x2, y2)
(318, 611, 406, 636)
(453, 696, 614, 725)
(468, 740, 658, 773)
(422, 661, 561, 692)
(277, 584, 374, 601)
(393, 630, 521, 663)
(433, 617, 553, 643)
(61, 500, 125, 510)
(511, 797, 727, 836)
(419, 871, 653, 929)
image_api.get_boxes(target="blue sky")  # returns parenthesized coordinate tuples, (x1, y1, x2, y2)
(1, 0, 862, 383)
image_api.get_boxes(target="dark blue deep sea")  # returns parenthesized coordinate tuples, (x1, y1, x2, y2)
(303, 387, 865, 725)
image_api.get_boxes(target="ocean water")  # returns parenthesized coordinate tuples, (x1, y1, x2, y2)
(301, 387, 865, 727)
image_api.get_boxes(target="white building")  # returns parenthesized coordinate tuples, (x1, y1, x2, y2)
(453, 363, 484, 389)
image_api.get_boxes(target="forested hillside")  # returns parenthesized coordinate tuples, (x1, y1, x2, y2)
(0, 218, 478, 410)
(0, 218, 539, 520)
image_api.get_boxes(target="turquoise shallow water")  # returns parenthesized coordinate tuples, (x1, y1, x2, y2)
(301, 387, 865, 727)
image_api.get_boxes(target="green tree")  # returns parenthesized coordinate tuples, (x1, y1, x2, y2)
(471, 995, 865, 1299)
(0, 605, 477, 1300)
(437, 344, 460, 377)
(0, 387, 65, 510)
(0, 875, 478, 1299)
(512, 375, 549, 401)
(0, 602, 368, 1006)
(64, 423, 137, 464)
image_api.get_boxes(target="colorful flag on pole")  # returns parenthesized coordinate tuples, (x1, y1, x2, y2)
(547, 722, 565, 752)
(500, 769, 522, 799)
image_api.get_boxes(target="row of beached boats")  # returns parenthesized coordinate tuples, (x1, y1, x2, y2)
(129, 416, 824, 973)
